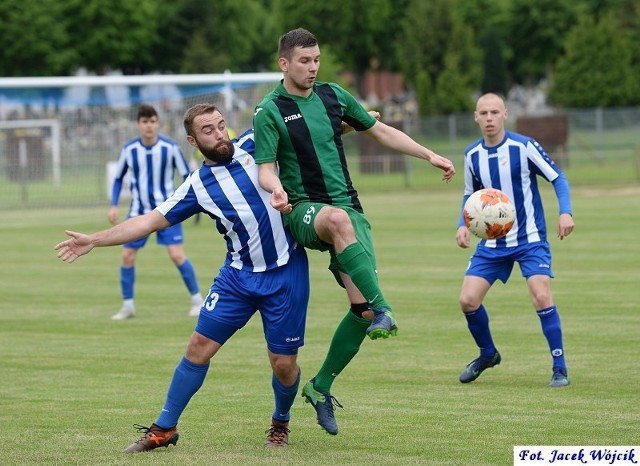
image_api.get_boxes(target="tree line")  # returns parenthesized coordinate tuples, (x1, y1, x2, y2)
(1, 0, 638, 113)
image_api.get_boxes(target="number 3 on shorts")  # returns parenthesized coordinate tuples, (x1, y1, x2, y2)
(205, 291, 220, 311)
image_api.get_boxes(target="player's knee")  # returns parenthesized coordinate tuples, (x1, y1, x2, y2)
(185, 332, 218, 363)
(271, 356, 298, 384)
(459, 294, 480, 312)
(326, 208, 353, 234)
(122, 253, 136, 267)
(531, 292, 553, 310)
(168, 249, 186, 265)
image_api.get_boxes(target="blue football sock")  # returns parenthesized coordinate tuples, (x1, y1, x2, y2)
(464, 305, 497, 359)
(120, 266, 134, 300)
(537, 306, 566, 369)
(178, 259, 199, 295)
(155, 357, 209, 429)
(271, 369, 300, 423)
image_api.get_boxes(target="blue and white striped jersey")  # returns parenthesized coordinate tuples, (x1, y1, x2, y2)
(156, 129, 297, 272)
(111, 136, 191, 217)
(460, 131, 566, 249)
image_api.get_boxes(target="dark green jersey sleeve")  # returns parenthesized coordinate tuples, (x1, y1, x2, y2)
(253, 97, 281, 164)
(332, 83, 377, 131)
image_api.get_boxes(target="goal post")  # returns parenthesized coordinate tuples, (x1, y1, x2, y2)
(0, 71, 282, 209)
(0, 71, 283, 89)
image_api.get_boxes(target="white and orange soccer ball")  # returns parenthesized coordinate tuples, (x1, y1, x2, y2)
(463, 188, 516, 240)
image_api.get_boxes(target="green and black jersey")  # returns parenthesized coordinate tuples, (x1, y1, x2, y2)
(253, 81, 377, 212)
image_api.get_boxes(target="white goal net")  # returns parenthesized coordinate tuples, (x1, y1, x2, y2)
(0, 72, 282, 210)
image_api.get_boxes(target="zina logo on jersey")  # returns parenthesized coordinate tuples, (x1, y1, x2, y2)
(284, 113, 302, 123)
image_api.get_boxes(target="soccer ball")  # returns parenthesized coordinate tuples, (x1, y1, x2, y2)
(463, 188, 516, 240)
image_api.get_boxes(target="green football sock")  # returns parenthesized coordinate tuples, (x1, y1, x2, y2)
(313, 310, 370, 393)
(335, 243, 390, 310)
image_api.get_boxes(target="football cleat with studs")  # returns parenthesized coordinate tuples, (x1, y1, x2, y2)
(301, 378, 344, 435)
(459, 351, 501, 383)
(265, 419, 290, 447)
(366, 308, 398, 340)
(123, 423, 179, 453)
(549, 367, 570, 387)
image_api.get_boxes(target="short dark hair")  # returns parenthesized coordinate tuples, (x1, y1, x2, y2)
(136, 104, 158, 121)
(183, 103, 221, 136)
(278, 28, 317, 60)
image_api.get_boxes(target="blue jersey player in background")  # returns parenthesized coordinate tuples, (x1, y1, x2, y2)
(455, 93, 575, 387)
(55, 103, 309, 450)
(108, 104, 202, 320)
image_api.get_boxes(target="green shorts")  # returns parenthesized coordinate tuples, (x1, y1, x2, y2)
(285, 201, 377, 287)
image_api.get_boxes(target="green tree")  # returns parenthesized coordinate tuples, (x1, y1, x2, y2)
(396, 0, 480, 114)
(548, 13, 636, 107)
(506, 0, 577, 84)
(458, 0, 510, 95)
(0, 0, 76, 76)
(478, 31, 508, 95)
(396, 0, 449, 92)
(457, 0, 511, 32)
(170, 0, 274, 73)
(433, 52, 475, 114)
(414, 71, 434, 117)
(611, 0, 640, 104)
(144, 0, 191, 74)
(63, 0, 159, 75)
(273, 0, 408, 91)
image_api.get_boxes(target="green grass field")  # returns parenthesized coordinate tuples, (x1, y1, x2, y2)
(1, 184, 638, 465)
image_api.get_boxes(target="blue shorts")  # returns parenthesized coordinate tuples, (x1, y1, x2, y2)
(465, 242, 554, 285)
(195, 246, 309, 356)
(124, 223, 184, 249)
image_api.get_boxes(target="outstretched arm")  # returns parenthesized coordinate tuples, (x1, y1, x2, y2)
(364, 121, 455, 182)
(54, 211, 170, 263)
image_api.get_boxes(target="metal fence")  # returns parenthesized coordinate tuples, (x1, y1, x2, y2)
(1, 91, 638, 210)
(350, 107, 640, 188)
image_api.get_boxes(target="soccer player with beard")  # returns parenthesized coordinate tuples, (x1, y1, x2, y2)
(55, 104, 309, 450)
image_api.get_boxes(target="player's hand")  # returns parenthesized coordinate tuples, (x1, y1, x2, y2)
(54, 230, 94, 263)
(456, 226, 470, 248)
(107, 206, 119, 225)
(270, 188, 293, 215)
(557, 213, 574, 240)
(430, 154, 455, 182)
